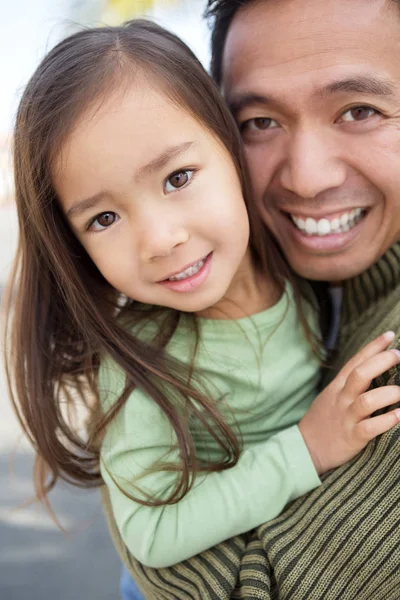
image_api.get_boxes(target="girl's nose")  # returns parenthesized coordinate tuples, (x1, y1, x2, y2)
(139, 220, 189, 263)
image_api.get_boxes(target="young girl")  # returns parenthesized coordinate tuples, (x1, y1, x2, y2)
(6, 20, 400, 575)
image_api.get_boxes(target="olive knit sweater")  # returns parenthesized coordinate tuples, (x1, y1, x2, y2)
(101, 242, 400, 600)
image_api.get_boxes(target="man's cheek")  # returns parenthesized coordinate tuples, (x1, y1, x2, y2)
(247, 151, 276, 196)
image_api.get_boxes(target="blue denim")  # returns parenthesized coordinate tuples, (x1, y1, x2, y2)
(120, 565, 145, 600)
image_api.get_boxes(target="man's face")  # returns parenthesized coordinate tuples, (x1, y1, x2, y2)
(222, 0, 400, 281)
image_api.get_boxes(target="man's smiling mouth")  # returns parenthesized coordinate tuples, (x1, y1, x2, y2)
(288, 208, 367, 236)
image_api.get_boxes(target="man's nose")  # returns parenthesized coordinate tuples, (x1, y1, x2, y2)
(139, 210, 189, 263)
(278, 129, 347, 199)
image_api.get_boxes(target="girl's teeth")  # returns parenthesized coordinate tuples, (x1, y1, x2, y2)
(331, 218, 340, 232)
(292, 208, 365, 236)
(168, 258, 205, 281)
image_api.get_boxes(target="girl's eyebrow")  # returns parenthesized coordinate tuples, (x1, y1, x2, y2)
(66, 191, 108, 219)
(66, 141, 195, 219)
(136, 141, 194, 179)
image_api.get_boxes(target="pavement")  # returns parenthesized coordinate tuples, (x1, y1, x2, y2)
(0, 205, 121, 599)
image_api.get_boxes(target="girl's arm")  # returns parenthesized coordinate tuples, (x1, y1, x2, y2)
(100, 361, 319, 569)
(100, 333, 400, 569)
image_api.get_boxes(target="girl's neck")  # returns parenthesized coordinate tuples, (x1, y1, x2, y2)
(196, 249, 281, 320)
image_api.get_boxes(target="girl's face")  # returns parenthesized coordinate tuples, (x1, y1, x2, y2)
(53, 78, 250, 315)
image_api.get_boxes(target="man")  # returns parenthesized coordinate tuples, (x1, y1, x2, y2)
(108, 1, 400, 597)
(212, 0, 400, 285)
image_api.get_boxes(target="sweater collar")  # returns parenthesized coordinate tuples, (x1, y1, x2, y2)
(340, 242, 400, 331)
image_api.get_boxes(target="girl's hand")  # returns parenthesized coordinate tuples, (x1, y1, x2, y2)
(299, 331, 400, 475)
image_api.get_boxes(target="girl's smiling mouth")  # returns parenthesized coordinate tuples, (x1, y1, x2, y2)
(158, 253, 213, 292)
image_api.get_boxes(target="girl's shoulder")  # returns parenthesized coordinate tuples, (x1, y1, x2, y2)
(97, 305, 189, 411)
(97, 355, 125, 412)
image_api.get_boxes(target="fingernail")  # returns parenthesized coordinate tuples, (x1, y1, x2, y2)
(390, 349, 400, 360)
(384, 331, 396, 340)
(395, 408, 400, 421)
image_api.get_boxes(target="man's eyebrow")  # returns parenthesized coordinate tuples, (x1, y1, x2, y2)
(319, 75, 396, 97)
(66, 141, 194, 219)
(226, 93, 273, 116)
(136, 141, 194, 179)
(226, 75, 396, 116)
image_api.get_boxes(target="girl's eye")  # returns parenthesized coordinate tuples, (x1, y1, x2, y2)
(241, 117, 279, 132)
(88, 211, 118, 231)
(340, 106, 378, 122)
(164, 169, 194, 193)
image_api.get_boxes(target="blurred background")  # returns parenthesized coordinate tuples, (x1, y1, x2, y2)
(0, 1, 209, 597)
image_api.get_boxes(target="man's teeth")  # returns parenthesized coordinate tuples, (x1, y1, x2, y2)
(291, 208, 366, 236)
(168, 258, 206, 281)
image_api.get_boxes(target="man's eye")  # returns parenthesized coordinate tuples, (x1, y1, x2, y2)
(241, 117, 279, 132)
(340, 106, 378, 122)
(88, 211, 118, 231)
(164, 169, 194, 193)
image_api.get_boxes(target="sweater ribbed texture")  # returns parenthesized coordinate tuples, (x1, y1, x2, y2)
(101, 242, 400, 599)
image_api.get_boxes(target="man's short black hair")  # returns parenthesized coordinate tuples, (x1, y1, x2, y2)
(205, 0, 251, 85)
(205, 0, 400, 86)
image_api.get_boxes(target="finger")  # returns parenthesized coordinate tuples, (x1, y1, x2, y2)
(351, 385, 400, 420)
(356, 408, 400, 442)
(344, 349, 400, 397)
(338, 331, 396, 381)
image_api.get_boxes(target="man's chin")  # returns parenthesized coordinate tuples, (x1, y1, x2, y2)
(285, 253, 375, 283)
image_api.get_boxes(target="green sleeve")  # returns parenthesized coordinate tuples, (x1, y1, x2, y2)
(99, 361, 320, 569)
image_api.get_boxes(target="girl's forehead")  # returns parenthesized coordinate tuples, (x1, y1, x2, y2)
(54, 81, 177, 163)
(67, 78, 196, 142)
(52, 80, 229, 209)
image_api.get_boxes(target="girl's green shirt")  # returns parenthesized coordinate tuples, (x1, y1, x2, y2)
(99, 284, 321, 568)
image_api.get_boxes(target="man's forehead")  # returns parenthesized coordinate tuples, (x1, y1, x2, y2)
(222, 0, 400, 95)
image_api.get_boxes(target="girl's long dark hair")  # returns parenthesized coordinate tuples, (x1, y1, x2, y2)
(5, 19, 305, 509)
